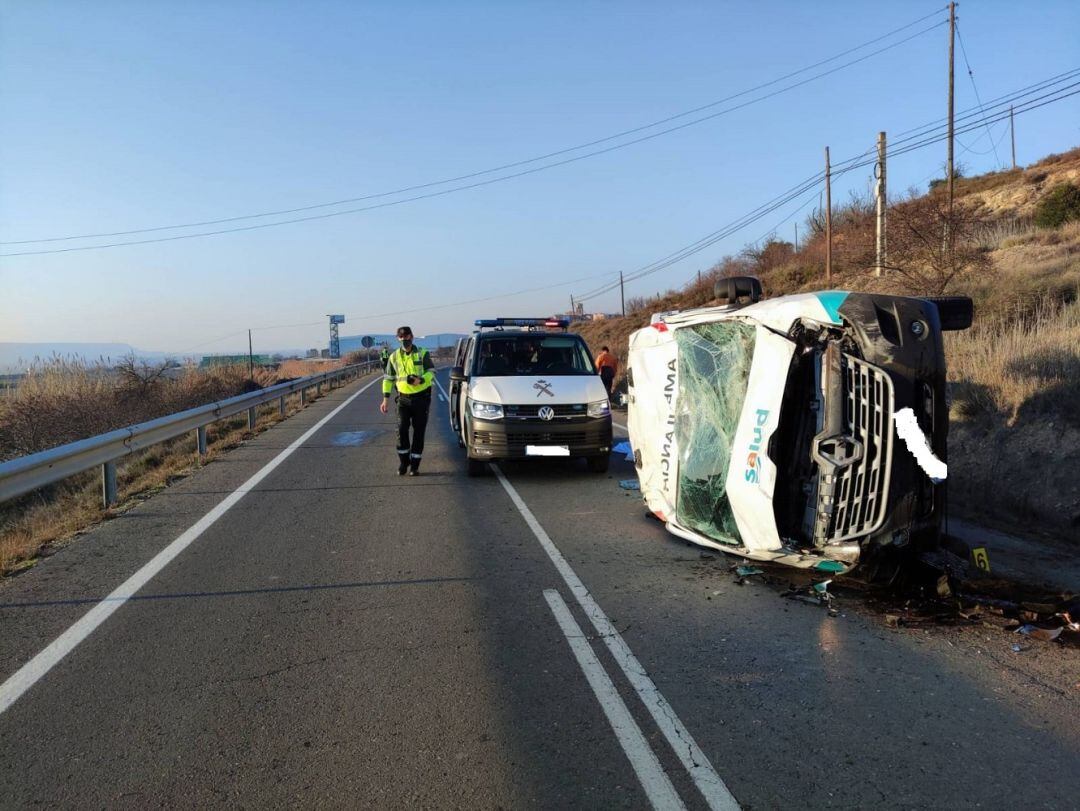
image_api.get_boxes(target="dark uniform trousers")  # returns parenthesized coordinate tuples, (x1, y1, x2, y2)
(397, 389, 432, 463)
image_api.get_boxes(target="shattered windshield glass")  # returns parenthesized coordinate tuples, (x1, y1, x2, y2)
(674, 321, 757, 544)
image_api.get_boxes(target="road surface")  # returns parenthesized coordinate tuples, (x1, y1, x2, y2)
(1, 370, 1077, 809)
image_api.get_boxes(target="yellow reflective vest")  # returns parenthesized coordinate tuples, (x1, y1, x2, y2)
(382, 346, 435, 397)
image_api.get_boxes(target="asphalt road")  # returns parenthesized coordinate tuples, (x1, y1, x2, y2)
(1, 370, 1077, 809)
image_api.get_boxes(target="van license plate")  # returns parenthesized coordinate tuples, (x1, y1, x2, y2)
(526, 445, 570, 457)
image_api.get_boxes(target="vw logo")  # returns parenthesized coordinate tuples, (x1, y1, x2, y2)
(538, 406, 555, 421)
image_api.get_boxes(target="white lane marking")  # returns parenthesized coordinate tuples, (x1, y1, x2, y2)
(0, 375, 383, 716)
(613, 420, 628, 432)
(493, 465, 740, 811)
(543, 589, 686, 811)
(433, 374, 450, 401)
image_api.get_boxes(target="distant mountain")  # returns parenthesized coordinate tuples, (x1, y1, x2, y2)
(339, 333, 466, 353)
(0, 342, 174, 372)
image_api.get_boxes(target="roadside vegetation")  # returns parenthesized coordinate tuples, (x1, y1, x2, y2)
(0, 355, 363, 575)
(575, 146, 1080, 540)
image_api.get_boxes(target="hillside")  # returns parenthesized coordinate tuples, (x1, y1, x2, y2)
(574, 146, 1080, 541)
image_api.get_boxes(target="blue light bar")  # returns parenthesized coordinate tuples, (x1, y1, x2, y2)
(474, 317, 570, 328)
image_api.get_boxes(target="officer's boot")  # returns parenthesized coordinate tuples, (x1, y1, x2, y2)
(408, 454, 421, 476)
(397, 449, 410, 476)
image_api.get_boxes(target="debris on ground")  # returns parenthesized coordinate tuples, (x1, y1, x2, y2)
(1015, 625, 1063, 642)
(612, 440, 634, 461)
(733, 564, 764, 584)
(618, 479, 640, 491)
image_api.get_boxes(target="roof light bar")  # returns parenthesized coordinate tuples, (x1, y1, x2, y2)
(474, 317, 570, 329)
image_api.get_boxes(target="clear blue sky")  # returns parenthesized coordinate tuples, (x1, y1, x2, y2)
(2, 0, 1078, 355)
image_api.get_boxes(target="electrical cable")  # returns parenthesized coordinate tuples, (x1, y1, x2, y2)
(955, 22, 1003, 167)
(1, 15, 948, 252)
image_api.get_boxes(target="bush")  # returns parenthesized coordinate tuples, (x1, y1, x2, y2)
(1034, 182, 1080, 228)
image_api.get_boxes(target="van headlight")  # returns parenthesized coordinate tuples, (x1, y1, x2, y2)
(469, 400, 504, 420)
(588, 400, 611, 418)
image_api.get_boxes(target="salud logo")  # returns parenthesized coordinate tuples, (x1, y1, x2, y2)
(538, 406, 555, 421)
(533, 379, 554, 398)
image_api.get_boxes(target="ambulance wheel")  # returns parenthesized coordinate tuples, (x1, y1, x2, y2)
(586, 454, 610, 473)
(467, 458, 487, 476)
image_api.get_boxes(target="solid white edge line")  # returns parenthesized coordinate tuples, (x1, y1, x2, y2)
(0, 373, 383, 716)
(543, 589, 686, 811)
(613, 421, 628, 432)
(433, 373, 450, 402)
(493, 465, 740, 811)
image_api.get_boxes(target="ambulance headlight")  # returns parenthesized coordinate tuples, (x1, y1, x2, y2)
(469, 400, 504, 420)
(587, 400, 611, 418)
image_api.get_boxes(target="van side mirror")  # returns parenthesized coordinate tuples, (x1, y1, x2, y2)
(450, 366, 468, 382)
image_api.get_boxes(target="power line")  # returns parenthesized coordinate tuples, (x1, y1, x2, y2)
(955, 22, 1003, 167)
(1, 13, 948, 254)
(575, 81, 1080, 306)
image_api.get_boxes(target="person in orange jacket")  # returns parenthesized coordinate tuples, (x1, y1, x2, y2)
(595, 345, 617, 397)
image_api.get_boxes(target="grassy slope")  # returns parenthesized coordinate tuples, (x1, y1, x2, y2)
(574, 147, 1080, 540)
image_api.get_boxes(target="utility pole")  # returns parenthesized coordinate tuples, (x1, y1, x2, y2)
(569, 294, 575, 317)
(1010, 104, 1017, 169)
(946, 2, 956, 219)
(248, 329, 254, 380)
(824, 146, 833, 285)
(794, 223, 798, 252)
(875, 131, 887, 276)
(619, 271, 626, 316)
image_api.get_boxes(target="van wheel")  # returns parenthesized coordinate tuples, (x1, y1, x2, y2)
(586, 454, 610, 473)
(467, 458, 487, 476)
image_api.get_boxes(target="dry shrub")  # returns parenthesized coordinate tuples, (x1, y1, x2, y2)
(947, 295, 1080, 424)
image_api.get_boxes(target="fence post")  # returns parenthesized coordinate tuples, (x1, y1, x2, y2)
(301, 387, 307, 406)
(196, 426, 207, 455)
(102, 461, 117, 508)
(247, 406, 256, 430)
(279, 395, 286, 416)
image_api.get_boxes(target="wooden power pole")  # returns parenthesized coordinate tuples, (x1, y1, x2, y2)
(1010, 105, 1017, 169)
(824, 146, 832, 284)
(875, 131, 887, 276)
(247, 329, 254, 380)
(946, 1, 956, 218)
(620, 272, 626, 316)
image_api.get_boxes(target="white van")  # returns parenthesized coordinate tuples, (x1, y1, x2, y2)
(627, 278, 972, 574)
(449, 318, 613, 475)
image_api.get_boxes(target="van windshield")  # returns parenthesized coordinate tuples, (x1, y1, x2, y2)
(473, 334, 595, 376)
(674, 321, 756, 544)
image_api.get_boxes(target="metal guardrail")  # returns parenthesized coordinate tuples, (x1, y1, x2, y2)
(0, 361, 381, 508)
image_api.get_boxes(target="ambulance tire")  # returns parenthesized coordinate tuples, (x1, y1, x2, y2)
(586, 454, 610, 473)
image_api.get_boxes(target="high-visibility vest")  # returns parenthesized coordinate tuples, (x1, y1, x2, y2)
(383, 347, 433, 396)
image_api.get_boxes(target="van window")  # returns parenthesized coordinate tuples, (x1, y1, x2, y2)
(473, 334, 595, 376)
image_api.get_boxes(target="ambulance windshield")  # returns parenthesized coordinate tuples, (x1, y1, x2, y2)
(673, 321, 756, 544)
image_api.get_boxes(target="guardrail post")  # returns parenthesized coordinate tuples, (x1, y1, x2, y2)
(196, 426, 207, 455)
(247, 406, 256, 430)
(316, 382, 322, 396)
(102, 462, 117, 508)
(300, 387, 307, 406)
(279, 395, 286, 416)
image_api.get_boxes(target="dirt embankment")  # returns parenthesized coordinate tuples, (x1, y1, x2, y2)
(574, 147, 1080, 542)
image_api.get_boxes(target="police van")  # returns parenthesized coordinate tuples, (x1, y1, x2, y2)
(449, 318, 613, 475)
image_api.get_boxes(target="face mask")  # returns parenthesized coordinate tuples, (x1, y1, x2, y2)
(399, 336, 413, 349)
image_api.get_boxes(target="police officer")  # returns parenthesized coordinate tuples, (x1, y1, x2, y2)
(379, 345, 390, 372)
(379, 326, 435, 476)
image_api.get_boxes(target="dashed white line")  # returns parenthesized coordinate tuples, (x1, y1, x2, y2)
(0, 375, 383, 716)
(543, 589, 686, 810)
(493, 465, 740, 811)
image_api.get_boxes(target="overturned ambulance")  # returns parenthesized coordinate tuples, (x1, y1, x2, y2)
(626, 278, 971, 573)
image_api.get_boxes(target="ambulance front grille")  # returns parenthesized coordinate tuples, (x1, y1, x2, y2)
(826, 356, 894, 543)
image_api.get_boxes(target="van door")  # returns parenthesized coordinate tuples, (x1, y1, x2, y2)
(449, 337, 472, 435)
